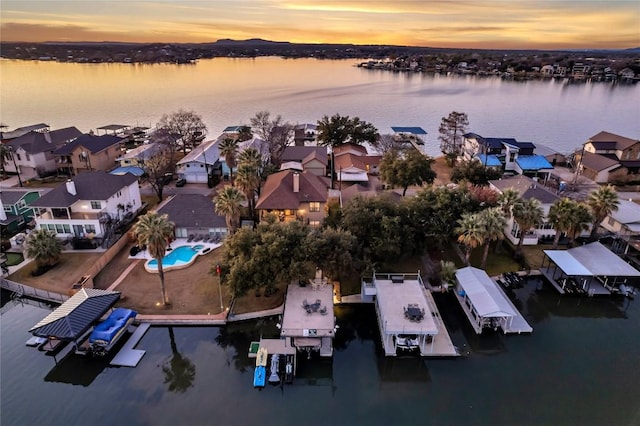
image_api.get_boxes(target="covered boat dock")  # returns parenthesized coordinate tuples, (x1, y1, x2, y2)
(29, 288, 121, 352)
(454, 267, 532, 334)
(540, 242, 640, 296)
(364, 272, 458, 356)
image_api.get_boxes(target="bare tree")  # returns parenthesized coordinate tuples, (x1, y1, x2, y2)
(250, 111, 293, 167)
(143, 153, 172, 202)
(376, 134, 397, 154)
(157, 109, 207, 156)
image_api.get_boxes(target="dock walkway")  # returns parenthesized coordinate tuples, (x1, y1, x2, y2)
(110, 322, 150, 367)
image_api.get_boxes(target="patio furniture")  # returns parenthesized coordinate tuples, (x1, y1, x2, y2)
(194, 234, 203, 242)
(202, 234, 210, 243)
(187, 234, 195, 242)
(319, 306, 328, 315)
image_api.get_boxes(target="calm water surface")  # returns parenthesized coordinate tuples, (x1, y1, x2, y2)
(1, 58, 638, 157)
(2, 279, 640, 426)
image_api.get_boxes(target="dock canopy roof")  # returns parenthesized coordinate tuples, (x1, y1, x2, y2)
(391, 126, 427, 135)
(544, 242, 640, 277)
(456, 267, 516, 318)
(29, 289, 121, 341)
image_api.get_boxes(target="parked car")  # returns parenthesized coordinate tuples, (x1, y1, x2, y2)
(175, 178, 186, 187)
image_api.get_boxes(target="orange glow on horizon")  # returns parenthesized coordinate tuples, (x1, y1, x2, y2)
(1, 1, 638, 50)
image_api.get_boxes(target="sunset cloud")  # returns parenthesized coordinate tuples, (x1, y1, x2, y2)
(1, 0, 638, 49)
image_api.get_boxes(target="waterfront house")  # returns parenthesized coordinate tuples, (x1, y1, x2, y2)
(155, 193, 228, 241)
(391, 126, 428, 155)
(0, 123, 49, 142)
(576, 131, 640, 184)
(600, 199, 640, 254)
(112, 142, 168, 177)
(454, 266, 532, 334)
(489, 175, 559, 245)
(53, 133, 124, 176)
(462, 133, 553, 178)
(0, 189, 43, 235)
(255, 170, 332, 227)
(280, 146, 327, 176)
(4, 127, 82, 178)
(29, 171, 141, 243)
(176, 139, 221, 183)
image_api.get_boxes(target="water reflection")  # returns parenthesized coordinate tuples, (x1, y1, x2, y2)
(214, 317, 281, 373)
(162, 327, 196, 393)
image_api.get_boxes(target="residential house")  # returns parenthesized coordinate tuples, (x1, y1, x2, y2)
(4, 127, 82, 178)
(255, 170, 332, 227)
(0, 189, 43, 235)
(489, 175, 560, 245)
(540, 65, 555, 78)
(53, 133, 124, 176)
(29, 171, 141, 241)
(618, 68, 635, 81)
(155, 194, 227, 241)
(176, 139, 220, 183)
(577, 131, 640, 183)
(334, 153, 380, 184)
(221, 136, 269, 178)
(293, 123, 317, 146)
(462, 133, 553, 178)
(111, 142, 168, 177)
(600, 199, 640, 254)
(0, 123, 49, 142)
(280, 146, 327, 176)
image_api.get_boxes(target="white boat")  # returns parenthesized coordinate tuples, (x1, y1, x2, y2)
(268, 354, 280, 383)
(395, 334, 419, 351)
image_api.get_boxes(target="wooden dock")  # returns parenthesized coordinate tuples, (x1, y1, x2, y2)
(110, 323, 150, 367)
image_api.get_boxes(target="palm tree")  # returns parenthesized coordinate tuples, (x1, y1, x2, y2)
(498, 188, 520, 218)
(237, 147, 262, 169)
(235, 163, 260, 220)
(132, 212, 175, 306)
(456, 212, 484, 265)
(586, 185, 619, 239)
(439, 260, 457, 289)
(23, 229, 62, 274)
(219, 137, 239, 184)
(512, 198, 544, 256)
(478, 207, 507, 269)
(214, 186, 245, 234)
(566, 203, 592, 246)
(548, 198, 592, 248)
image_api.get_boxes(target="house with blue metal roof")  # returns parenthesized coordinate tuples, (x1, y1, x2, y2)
(463, 133, 553, 178)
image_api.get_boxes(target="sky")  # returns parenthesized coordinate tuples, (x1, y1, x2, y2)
(1, 0, 639, 50)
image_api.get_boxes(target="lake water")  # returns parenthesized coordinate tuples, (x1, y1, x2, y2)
(1, 57, 639, 158)
(3, 279, 640, 426)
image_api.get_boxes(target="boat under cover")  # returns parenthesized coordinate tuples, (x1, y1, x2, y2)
(89, 308, 137, 354)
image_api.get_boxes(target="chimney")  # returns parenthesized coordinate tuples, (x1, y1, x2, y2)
(293, 172, 300, 193)
(66, 179, 77, 195)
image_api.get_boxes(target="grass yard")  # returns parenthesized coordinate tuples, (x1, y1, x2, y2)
(113, 247, 231, 315)
(8, 252, 102, 294)
(231, 281, 287, 314)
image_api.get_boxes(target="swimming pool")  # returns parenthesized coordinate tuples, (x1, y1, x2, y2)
(144, 245, 207, 273)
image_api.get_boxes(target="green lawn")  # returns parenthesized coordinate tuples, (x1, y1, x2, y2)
(4, 252, 24, 266)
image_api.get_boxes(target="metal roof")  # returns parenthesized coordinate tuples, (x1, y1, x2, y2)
(29, 288, 121, 341)
(110, 166, 145, 177)
(391, 126, 427, 135)
(475, 154, 502, 167)
(544, 242, 640, 277)
(515, 155, 553, 171)
(456, 267, 516, 318)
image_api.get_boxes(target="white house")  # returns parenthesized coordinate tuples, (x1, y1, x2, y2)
(489, 175, 560, 245)
(29, 171, 141, 240)
(176, 139, 220, 183)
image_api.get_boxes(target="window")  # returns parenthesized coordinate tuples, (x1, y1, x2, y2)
(63, 224, 71, 233)
(55, 224, 64, 233)
(16, 153, 21, 161)
(90, 201, 101, 209)
(25, 153, 30, 161)
(509, 152, 516, 162)
(310, 220, 321, 228)
(17, 200, 26, 209)
(85, 224, 96, 234)
(309, 202, 321, 212)
(4, 206, 12, 213)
